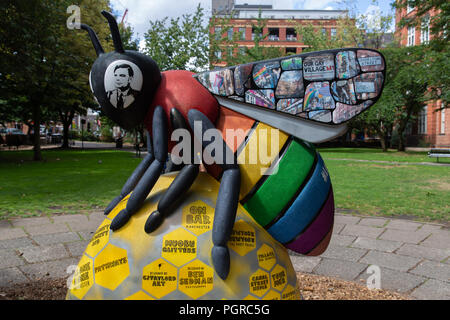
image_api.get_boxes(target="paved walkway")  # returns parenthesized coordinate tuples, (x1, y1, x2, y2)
(0, 212, 449, 299)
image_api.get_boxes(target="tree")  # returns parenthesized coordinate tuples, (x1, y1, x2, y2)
(394, 0, 449, 45)
(0, 0, 112, 159)
(295, 0, 396, 52)
(143, 4, 210, 72)
(293, 15, 364, 52)
(394, 0, 449, 109)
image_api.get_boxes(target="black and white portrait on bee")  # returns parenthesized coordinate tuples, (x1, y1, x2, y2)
(104, 60, 143, 109)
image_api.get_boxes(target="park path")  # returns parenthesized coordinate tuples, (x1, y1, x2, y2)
(0, 211, 449, 299)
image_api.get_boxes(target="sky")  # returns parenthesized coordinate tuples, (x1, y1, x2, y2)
(109, 0, 396, 45)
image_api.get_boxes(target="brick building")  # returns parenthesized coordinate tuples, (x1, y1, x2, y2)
(395, 4, 449, 147)
(211, 1, 348, 67)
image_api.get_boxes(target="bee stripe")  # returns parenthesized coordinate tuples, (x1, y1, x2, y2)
(264, 153, 318, 230)
(285, 187, 334, 254)
(216, 106, 257, 153)
(240, 136, 293, 206)
(266, 154, 331, 244)
(242, 138, 316, 227)
(236, 122, 289, 199)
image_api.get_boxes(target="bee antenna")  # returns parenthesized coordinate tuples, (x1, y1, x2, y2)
(101, 11, 125, 53)
(80, 23, 105, 56)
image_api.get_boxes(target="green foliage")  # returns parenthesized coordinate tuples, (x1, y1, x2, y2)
(119, 24, 140, 51)
(100, 126, 114, 142)
(143, 4, 209, 72)
(0, 0, 113, 158)
(295, 0, 396, 52)
(394, 0, 449, 45)
(393, 0, 449, 108)
(294, 17, 363, 52)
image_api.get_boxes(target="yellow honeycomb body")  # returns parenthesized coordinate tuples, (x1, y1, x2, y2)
(66, 173, 300, 300)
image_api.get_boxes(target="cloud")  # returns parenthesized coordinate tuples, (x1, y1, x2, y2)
(302, 0, 337, 10)
(109, 0, 344, 44)
(110, 0, 211, 40)
(359, 4, 381, 30)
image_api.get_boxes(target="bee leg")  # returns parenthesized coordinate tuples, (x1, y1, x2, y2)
(145, 108, 199, 233)
(110, 106, 168, 231)
(104, 130, 154, 215)
(145, 163, 199, 232)
(188, 109, 240, 280)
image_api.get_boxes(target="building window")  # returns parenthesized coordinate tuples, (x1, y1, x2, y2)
(227, 47, 233, 58)
(418, 106, 427, 134)
(407, 5, 414, 14)
(441, 104, 446, 134)
(214, 27, 222, 40)
(268, 28, 279, 41)
(238, 46, 246, 55)
(407, 26, 415, 46)
(252, 27, 262, 40)
(227, 28, 233, 40)
(421, 17, 430, 44)
(321, 28, 327, 37)
(286, 47, 296, 55)
(215, 50, 222, 59)
(286, 28, 297, 41)
(331, 28, 337, 39)
(239, 27, 246, 40)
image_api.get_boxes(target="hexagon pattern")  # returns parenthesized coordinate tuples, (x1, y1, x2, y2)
(182, 200, 214, 235)
(270, 264, 287, 292)
(162, 227, 197, 267)
(94, 244, 129, 291)
(228, 220, 256, 256)
(249, 269, 270, 297)
(263, 290, 281, 300)
(282, 284, 301, 300)
(257, 244, 276, 271)
(85, 219, 110, 258)
(142, 258, 178, 298)
(179, 260, 214, 299)
(125, 291, 154, 300)
(69, 254, 93, 300)
(67, 173, 300, 300)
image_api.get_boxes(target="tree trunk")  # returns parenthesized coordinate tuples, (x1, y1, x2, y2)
(397, 108, 413, 152)
(32, 103, 42, 161)
(60, 110, 74, 149)
(380, 135, 387, 152)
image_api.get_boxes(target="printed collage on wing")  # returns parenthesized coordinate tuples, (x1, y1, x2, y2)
(194, 49, 385, 125)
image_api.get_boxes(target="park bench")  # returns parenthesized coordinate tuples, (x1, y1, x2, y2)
(5, 134, 26, 149)
(428, 148, 450, 162)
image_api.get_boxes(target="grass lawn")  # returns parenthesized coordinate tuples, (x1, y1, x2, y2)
(0, 149, 141, 219)
(0, 147, 449, 223)
(319, 148, 450, 222)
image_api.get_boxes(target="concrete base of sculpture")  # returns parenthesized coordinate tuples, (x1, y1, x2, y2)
(66, 172, 300, 300)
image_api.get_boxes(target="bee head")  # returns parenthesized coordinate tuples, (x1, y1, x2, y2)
(80, 11, 161, 130)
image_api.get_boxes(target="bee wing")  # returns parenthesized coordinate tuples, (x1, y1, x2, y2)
(194, 48, 386, 143)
